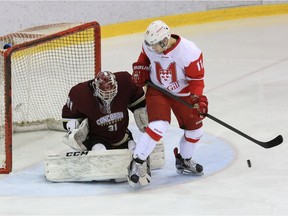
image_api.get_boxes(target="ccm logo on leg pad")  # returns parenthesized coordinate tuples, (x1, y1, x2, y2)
(66, 151, 89, 157)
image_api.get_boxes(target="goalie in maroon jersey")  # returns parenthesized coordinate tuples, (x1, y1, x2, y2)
(62, 71, 148, 152)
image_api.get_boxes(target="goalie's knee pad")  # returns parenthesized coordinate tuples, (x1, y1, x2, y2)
(91, 143, 107, 151)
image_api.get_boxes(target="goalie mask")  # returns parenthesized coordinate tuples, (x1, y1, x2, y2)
(92, 71, 118, 114)
(144, 20, 171, 52)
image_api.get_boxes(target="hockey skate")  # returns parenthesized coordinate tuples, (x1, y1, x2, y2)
(174, 148, 203, 176)
(127, 157, 151, 187)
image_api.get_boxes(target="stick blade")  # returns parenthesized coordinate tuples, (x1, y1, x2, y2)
(260, 135, 283, 149)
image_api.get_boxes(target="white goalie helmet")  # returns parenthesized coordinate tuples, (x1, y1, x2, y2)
(144, 20, 171, 47)
(92, 71, 118, 103)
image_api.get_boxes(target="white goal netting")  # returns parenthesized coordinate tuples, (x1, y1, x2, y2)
(0, 22, 101, 173)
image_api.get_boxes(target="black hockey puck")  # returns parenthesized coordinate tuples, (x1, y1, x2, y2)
(247, 160, 251, 168)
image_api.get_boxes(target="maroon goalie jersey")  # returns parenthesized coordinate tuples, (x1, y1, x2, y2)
(62, 71, 145, 145)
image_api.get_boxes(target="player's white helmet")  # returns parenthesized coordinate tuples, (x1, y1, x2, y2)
(144, 20, 171, 47)
(92, 71, 118, 103)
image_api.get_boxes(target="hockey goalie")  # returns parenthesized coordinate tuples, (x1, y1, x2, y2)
(44, 71, 164, 182)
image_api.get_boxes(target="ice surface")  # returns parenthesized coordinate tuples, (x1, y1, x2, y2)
(1, 14, 288, 215)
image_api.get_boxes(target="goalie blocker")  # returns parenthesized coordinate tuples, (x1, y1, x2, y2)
(45, 140, 165, 182)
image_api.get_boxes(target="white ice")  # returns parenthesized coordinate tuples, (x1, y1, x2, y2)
(1, 14, 288, 215)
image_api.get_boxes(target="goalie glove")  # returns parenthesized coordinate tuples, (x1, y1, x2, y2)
(192, 95, 208, 119)
(133, 107, 148, 132)
(132, 62, 150, 87)
(66, 119, 80, 134)
(66, 118, 89, 150)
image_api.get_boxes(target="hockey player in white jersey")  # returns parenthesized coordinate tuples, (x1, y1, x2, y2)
(128, 20, 208, 186)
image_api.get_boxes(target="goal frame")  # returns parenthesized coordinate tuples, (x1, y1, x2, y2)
(1, 21, 101, 173)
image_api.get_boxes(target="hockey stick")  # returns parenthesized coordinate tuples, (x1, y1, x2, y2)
(146, 81, 283, 149)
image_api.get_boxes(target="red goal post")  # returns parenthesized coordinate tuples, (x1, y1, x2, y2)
(0, 22, 101, 173)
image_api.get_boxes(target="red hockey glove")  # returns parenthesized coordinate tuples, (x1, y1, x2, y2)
(132, 62, 150, 87)
(192, 95, 208, 119)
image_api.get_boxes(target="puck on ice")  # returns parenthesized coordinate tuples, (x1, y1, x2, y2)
(247, 159, 251, 168)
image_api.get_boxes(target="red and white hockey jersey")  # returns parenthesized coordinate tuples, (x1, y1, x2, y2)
(138, 34, 205, 97)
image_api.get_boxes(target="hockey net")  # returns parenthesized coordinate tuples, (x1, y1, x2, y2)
(0, 22, 101, 173)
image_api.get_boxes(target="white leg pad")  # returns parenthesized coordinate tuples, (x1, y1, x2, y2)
(150, 139, 165, 169)
(45, 141, 165, 182)
(45, 149, 131, 182)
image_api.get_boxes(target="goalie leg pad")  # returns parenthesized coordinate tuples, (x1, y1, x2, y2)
(133, 107, 148, 132)
(45, 149, 131, 182)
(45, 141, 165, 182)
(150, 139, 165, 169)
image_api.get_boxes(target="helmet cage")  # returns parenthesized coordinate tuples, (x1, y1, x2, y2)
(92, 71, 118, 106)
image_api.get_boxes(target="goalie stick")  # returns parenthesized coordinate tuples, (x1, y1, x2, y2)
(146, 81, 283, 149)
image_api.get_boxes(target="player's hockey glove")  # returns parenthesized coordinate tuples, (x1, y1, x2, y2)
(132, 62, 150, 87)
(191, 95, 208, 119)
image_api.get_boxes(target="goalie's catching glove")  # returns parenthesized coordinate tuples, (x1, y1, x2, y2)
(66, 118, 89, 150)
(132, 62, 150, 87)
(191, 95, 208, 119)
(66, 119, 80, 134)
